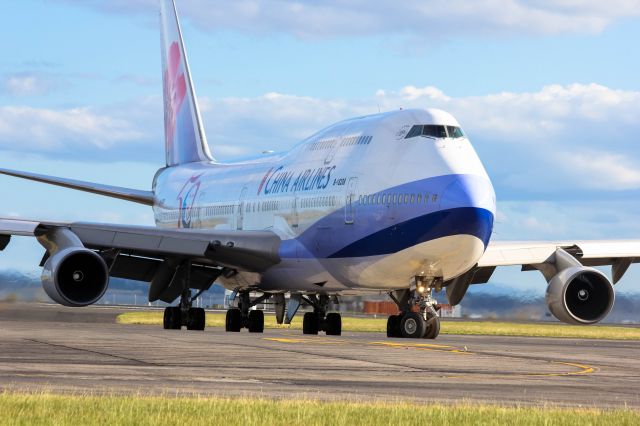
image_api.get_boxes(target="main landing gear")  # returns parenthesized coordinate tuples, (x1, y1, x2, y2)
(301, 295, 341, 336)
(386, 278, 441, 339)
(163, 289, 206, 331)
(225, 292, 271, 333)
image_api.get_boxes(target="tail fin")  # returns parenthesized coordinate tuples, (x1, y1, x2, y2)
(160, 0, 214, 166)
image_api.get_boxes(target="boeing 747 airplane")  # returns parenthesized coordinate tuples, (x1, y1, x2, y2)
(1, 0, 638, 338)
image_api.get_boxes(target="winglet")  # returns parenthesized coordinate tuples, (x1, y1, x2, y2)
(160, 0, 214, 166)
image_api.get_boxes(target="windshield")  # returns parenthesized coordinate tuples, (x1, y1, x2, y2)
(404, 125, 465, 139)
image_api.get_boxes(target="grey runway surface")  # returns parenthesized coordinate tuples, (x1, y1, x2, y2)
(0, 303, 638, 408)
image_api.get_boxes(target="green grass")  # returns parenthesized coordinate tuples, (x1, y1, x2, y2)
(0, 393, 638, 426)
(116, 311, 640, 340)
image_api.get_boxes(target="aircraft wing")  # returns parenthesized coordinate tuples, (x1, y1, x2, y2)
(479, 240, 640, 273)
(0, 168, 155, 206)
(0, 218, 281, 301)
(445, 240, 640, 305)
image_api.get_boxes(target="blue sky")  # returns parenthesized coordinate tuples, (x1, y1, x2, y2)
(1, 0, 639, 294)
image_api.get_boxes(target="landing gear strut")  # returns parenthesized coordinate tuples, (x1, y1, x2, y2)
(387, 277, 441, 339)
(225, 291, 271, 333)
(301, 295, 342, 336)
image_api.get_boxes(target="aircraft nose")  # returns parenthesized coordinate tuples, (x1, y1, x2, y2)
(441, 175, 495, 213)
(441, 175, 495, 247)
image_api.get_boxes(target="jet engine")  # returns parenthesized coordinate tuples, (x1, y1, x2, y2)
(545, 266, 614, 325)
(37, 228, 109, 307)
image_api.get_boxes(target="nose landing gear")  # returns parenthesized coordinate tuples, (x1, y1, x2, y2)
(387, 277, 441, 339)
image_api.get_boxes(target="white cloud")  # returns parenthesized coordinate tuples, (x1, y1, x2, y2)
(494, 199, 640, 240)
(0, 106, 146, 151)
(2, 73, 56, 96)
(60, 0, 640, 38)
(555, 151, 640, 190)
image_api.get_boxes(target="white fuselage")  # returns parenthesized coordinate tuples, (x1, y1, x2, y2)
(152, 108, 496, 294)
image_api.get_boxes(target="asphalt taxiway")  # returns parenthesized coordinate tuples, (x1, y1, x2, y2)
(0, 303, 638, 408)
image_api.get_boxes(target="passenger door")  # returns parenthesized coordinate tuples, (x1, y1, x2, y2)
(344, 177, 358, 224)
(237, 186, 248, 230)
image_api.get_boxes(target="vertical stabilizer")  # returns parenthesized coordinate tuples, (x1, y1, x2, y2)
(160, 0, 214, 166)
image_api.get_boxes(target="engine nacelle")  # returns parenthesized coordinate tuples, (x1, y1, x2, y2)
(546, 266, 614, 325)
(42, 247, 109, 307)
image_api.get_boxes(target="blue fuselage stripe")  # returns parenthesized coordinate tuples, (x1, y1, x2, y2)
(327, 207, 494, 258)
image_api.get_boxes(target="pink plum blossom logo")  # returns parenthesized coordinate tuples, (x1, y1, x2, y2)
(177, 173, 203, 228)
(164, 42, 187, 160)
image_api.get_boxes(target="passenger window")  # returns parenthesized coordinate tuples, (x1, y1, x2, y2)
(410, 194, 415, 203)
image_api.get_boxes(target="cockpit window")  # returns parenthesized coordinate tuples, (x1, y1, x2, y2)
(446, 126, 465, 138)
(404, 124, 465, 139)
(405, 125, 422, 138)
(422, 125, 447, 138)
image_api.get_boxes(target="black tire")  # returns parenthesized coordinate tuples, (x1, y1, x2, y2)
(248, 310, 265, 333)
(225, 308, 242, 332)
(423, 316, 440, 339)
(302, 312, 319, 335)
(196, 308, 206, 330)
(400, 312, 426, 338)
(163, 307, 172, 329)
(187, 308, 206, 331)
(170, 306, 182, 330)
(325, 313, 342, 336)
(386, 314, 401, 338)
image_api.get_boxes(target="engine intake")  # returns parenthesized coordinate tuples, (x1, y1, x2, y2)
(42, 247, 109, 307)
(546, 267, 614, 325)
(36, 227, 110, 307)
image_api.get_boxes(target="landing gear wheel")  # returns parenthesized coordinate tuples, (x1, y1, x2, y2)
(386, 314, 401, 338)
(423, 315, 440, 339)
(187, 307, 206, 331)
(325, 313, 342, 336)
(163, 307, 172, 330)
(248, 310, 265, 333)
(225, 308, 242, 332)
(165, 306, 181, 330)
(400, 312, 425, 338)
(303, 312, 319, 335)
